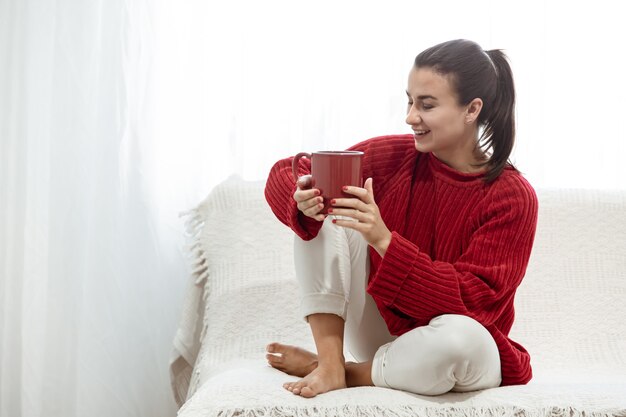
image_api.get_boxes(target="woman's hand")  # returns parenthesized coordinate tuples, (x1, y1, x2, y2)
(293, 175, 326, 222)
(328, 177, 392, 257)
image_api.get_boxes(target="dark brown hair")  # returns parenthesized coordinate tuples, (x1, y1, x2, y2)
(414, 39, 516, 182)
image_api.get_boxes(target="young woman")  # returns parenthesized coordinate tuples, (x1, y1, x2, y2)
(263, 39, 538, 398)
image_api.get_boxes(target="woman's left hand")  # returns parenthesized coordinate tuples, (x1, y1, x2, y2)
(329, 177, 392, 257)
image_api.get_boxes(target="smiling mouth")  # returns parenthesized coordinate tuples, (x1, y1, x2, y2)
(413, 130, 431, 136)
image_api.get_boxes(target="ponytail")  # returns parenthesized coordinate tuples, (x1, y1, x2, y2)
(481, 50, 516, 183)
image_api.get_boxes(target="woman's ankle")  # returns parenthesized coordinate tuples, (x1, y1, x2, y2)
(307, 313, 346, 365)
(345, 361, 374, 387)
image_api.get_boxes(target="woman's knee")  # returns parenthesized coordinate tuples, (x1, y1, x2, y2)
(428, 315, 494, 359)
(371, 314, 501, 395)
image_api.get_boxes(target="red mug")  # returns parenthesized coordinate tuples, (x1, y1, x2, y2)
(292, 151, 364, 214)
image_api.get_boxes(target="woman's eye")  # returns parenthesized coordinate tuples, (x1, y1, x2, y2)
(422, 104, 433, 110)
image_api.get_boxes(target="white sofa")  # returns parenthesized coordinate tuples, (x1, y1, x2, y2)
(170, 175, 626, 417)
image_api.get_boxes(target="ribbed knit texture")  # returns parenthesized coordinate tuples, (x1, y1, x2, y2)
(264, 134, 538, 386)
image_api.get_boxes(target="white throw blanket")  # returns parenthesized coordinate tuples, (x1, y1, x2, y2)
(171, 176, 626, 417)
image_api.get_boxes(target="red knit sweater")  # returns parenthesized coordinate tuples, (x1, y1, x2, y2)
(264, 134, 538, 386)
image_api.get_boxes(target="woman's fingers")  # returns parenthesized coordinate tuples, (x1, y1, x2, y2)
(327, 207, 367, 220)
(300, 197, 323, 214)
(329, 178, 391, 256)
(302, 200, 325, 221)
(293, 183, 325, 221)
(329, 197, 369, 213)
(341, 184, 373, 204)
(293, 187, 319, 203)
(295, 188, 322, 212)
(331, 216, 364, 231)
(293, 176, 376, 223)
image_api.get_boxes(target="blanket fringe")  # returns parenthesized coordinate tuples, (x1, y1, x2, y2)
(179, 205, 215, 399)
(205, 405, 626, 417)
(181, 208, 210, 285)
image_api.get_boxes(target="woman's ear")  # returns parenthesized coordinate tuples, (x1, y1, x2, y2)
(465, 98, 483, 124)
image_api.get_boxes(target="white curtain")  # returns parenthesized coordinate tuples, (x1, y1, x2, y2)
(1, 1, 624, 417)
(1, 1, 182, 416)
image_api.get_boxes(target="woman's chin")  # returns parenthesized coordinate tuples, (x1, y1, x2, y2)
(414, 138, 432, 153)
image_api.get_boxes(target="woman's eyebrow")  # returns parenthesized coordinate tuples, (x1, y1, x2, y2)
(405, 91, 438, 101)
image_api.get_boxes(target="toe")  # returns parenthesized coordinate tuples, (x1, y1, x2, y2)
(266, 353, 283, 363)
(292, 380, 305, 395)
(267, 342, 292, 355)
(299, 386, 317, 398)
(267, 342, 288, 354)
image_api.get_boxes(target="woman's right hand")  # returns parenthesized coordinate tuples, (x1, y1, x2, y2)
(293, 175, 325, 222)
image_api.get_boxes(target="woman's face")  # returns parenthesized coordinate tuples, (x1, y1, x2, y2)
(406, 67, 479, 166)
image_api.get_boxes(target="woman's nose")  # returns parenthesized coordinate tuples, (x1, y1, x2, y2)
(405, 105, 421, 125)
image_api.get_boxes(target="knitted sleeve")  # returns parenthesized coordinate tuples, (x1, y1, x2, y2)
(263, 154, 324, 240)
(263, 134, 414, 240)
(367, 175, 538, 326)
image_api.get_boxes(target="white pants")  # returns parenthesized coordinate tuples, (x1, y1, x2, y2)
(294, 217, 502, 395)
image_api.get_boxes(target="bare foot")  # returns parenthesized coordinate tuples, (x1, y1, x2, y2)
(266, 342, 318, 377)
(266, 342, 346, 397)
(287, 361, 347, 398)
